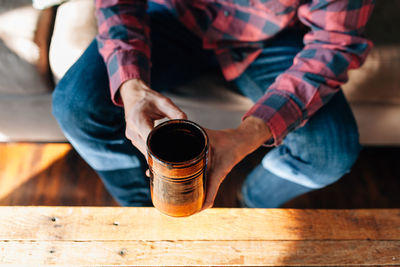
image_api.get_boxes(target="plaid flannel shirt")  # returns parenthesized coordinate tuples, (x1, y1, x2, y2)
(95, 0, 375, 146)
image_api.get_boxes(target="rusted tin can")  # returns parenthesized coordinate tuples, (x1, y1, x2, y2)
(147, 119, 209, 217)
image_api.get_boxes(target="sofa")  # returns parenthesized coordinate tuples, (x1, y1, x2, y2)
(0, 0, 399, 145)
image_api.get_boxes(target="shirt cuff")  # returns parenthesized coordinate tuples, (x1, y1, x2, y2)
(106, 50, 151, 106)
(243, 89, 304, 146)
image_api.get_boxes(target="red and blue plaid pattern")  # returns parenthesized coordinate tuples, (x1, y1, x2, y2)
(95, 0, 375, 146)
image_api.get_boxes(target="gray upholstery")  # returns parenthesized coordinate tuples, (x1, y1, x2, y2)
(0, 94, 63, 142)
(0, 2, 51, 95)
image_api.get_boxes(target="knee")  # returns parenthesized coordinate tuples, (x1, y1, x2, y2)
(52, 39, 109, 134)
(52, 72, 124, 146)
(52, 79, 85, 133)
(308, 137, 361, 187)
(264, 129, 361, 189)
(306, 91, 362, 187)
(52, 81, 68, 124)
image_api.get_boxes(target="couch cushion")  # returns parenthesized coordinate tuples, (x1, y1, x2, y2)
(352, 103, 400, 146)
(33, 0, 67, 10)
(0, 1, 52, 95)
(343, 0, 400, 105)
(343, 46, 400, 105)
(49, 0, 97, 82)
(165, 74, 253, 130)
(0, 93, 65, 142)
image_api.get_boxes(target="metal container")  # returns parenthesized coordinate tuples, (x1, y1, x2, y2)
(147, 119, 209, 217)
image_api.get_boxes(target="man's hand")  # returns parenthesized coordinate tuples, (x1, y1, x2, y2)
(120, 79, 187, 156)
(202, 116, 272, 210)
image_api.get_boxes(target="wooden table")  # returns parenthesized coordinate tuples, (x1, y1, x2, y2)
(0, 207, 399, 266)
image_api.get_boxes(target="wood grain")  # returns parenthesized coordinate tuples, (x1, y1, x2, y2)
(0, 207, 399, 241)
(1, 144, 400, 265)
(1, 240, 399, 266)
(0, 143, 117, 206)
(1, 143, 400, 208)
(0, 143, 71, 200)
(1, 207, 400, 266)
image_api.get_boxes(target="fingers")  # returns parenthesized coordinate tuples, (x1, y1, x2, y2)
(133, 94, 186, 141)
(121, 80, 186, 158)
(125, 127, 147, 156)
(155, 95, 187, 120)
(201, 166, 225, 210)
(201, 146, 225, 210)
(135, 112, 155, 143)
(201, 129, 238, 211)
(127, 97, 180, 152)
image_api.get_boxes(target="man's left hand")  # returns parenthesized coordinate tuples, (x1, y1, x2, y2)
(202, 116, 272, 210)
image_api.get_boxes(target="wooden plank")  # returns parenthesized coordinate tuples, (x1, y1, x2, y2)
(0, 144, 117, 206)
(0, 240, 399, 266)
(0, 144, 71, 200)
(0, 207, 399, 241)
(2, 143, 400, 209)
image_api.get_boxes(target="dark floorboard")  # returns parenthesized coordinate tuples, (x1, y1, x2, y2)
(1, 144, 399, 208)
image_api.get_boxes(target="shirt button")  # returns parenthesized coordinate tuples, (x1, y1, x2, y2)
(224, 10, 229, 17)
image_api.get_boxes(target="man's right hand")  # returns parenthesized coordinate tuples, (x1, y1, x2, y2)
(119, 79, 187, 156)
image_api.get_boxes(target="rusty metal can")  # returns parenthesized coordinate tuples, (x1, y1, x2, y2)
(147, 119, 209, 217)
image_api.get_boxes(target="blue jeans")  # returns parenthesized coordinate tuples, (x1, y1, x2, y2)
(52, 3, 361, 207)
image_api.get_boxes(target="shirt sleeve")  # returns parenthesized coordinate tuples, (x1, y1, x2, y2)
(95, 0, 151, 106)
(243, 0, 375, 146)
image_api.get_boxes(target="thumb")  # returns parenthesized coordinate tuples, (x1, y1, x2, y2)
(202, 166, 224, 210)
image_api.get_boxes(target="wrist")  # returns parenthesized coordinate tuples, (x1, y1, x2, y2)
(235, 116, 271, 155)
(119, 79, 148, 107)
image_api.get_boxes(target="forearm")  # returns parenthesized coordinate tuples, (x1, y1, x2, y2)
(95, 0, 151, 106)
(244, 0, 375, 146)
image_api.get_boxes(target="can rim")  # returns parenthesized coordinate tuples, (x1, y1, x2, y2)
(146, 119, 209, 167)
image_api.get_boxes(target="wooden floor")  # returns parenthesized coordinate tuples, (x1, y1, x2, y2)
(1, 207, 400, 266)
(0, 143, 116, 206)
(0, 143, 400, 208)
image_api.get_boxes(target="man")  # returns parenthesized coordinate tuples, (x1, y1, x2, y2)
(52, 0, 375, 209)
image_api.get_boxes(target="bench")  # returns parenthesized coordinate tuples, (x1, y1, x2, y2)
(0, 207, 399, 266)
